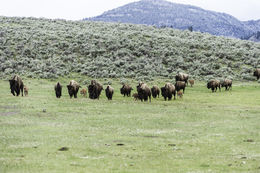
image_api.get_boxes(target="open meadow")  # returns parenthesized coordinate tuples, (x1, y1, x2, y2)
(0, 78, 260, 172)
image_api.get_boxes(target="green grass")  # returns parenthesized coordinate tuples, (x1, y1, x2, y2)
(0, 78, 260, 173)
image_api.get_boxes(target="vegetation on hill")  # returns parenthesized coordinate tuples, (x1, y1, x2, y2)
(0, 16, 260, 81)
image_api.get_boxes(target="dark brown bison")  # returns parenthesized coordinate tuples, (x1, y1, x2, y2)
(105, 85, 114, 100)
(67, 80, 80, 98)
(161, 83, 176, 101)
(253, 69, 260, 80)
(175, 72, 189, 84)
(221, 79, 232, 91)
(24, 86, 29, 96)
(80, 88, 87, 97)
(88, 80, 103, 99)
(120, 84, 133, 97)
(9, 75, 24, 96)
(54, 82, 62, 98)
(132, 93, 139, 101)
(207, 79, 221, 92)
(151, 85, 160, 98)
(188, 79, 195, 87)
(175, 81, 186, 94)
(136, 82, 151, 102)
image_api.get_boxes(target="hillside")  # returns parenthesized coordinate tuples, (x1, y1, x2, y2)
(0, 16, 260, 81)
(86, 0, 260, 40)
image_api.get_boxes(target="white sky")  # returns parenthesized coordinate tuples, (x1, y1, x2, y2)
(0, 0, 259, 21)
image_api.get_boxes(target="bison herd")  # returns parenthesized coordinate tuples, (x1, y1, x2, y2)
(8, 69, 260, 101)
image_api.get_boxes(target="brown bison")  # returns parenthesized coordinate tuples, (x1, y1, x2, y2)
(177, 90, 183, 99)
(188, 79, 195, 87)
(105, 85, 114, 100)
(9, 75, 24, 96)
(253, 69, 260, 80)
(55, 82, 62, 98)
(132, 93, 139, 101)
(88, 80, 103, 99)
(161, 83, 176, 101)
(120, 84, 133, 97)
(80, 88, 87, 97)
(175, 81, 186, 94)
(67, 80, 80, 98)
(221, 79, 232, 91)
(207, 79, 221, 92)
(136, 82, 151, 102)
(24, 86, 29, 96)
(151, 85, 160, 98)
(175, 72, 189, 84)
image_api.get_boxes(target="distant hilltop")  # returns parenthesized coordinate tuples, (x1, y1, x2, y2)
(85, 0, 260, 41)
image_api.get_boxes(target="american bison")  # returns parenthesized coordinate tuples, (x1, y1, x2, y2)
(9, 75, 24, 96)
(175, 81, 186, 94)
(120, 84, 133, 97)
(188, 79, 195, 87)
(175, 72, 189, 84)
(105, 85, 114, 100)
(24, 86, 29, 96)
(177, 90, 183, 99)
(221, 79, 232, 91)
(80, 88, 87, 97)
(151, 85, 160, 98)
(55, 82, 62, 98)
(207, 79, 221, 92)
(161, 83, 176, 101)
(253, 69, 260, 80)
(136, 82, 151, 102)
(88, 80, 103, 99)
(67, 80, 80, 98)
(132, 93, 139, 101)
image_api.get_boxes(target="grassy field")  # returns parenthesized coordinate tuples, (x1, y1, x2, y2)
(0, 77, 260, 173)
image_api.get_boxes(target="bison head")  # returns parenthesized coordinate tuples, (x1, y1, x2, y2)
(9, 80, 16, 96)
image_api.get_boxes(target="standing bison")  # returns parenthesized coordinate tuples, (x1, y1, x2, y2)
(253, 69, 260, 80)
(54, 82, 62, 98)
(207, 79, 221, 92)
(9, 75, 24, 96)
(105, 85, 114, 100)
(175, 72, 189, 84)
(175, 81, 186, 94)
(120, 84, 133, 97)
(136, 82, 151, 102)
(67, 80, 80, 98)
(151, 85, 160, 98)
(88, 80, 103, 99)
(221, 79, 232, 91)
(161, 83, 176, 101)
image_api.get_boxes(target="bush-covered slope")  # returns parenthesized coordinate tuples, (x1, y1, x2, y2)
(0, 16, 260, 81)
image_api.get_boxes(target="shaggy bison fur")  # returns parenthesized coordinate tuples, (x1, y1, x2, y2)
(88, 80, 103, 99)
(120, 84, 133, 97)
(221, 79, 232, 91)
(67, 80, 80, 98)
(136, 82, 151, 102)
(54, 82, 62, 98)
(9, 75, 24, 96)
(207, 79, 221, 92)
(175, 72, 189, 84)
(105, 85, 114, 100)
(161, 83, 176, 101)
(151, 85, 160, 98)
(175, 81, 186, 94)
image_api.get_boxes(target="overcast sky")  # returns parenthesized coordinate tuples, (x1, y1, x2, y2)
(0, 0, 259, 21)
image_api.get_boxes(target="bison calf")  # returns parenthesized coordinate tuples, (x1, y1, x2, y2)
(132, 93, 139, 101)
(188, 79, 195, 87)
(80, 88, 87, 97)
(177, 90, 183, 99)
(24, 86, 29, 96)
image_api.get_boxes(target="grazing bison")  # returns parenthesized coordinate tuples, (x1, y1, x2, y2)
(120, 84, 133, 97)
(175, 81, 186, 94)
(136, 82, 151, 102)
(161, 83, 176, 101)
(88, 80, 103, 99)
(24, 86, 29, 96)
(105, 85, 114, 100)
(177, 90, 183, 99)
(221, 79, 232, 91)
(132, 93, 139, 101)
(207, 79, 221, 92)
(80, 88, 87, 97)
(55, 82, 62, 98)
(9, 75, 24, 96)
(188, 79, 195, 87)
(67, 80, 80, 98)
(175, 72, 189, 84)
(253, 69, 260, 80)
(151, 85, 160, 98)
